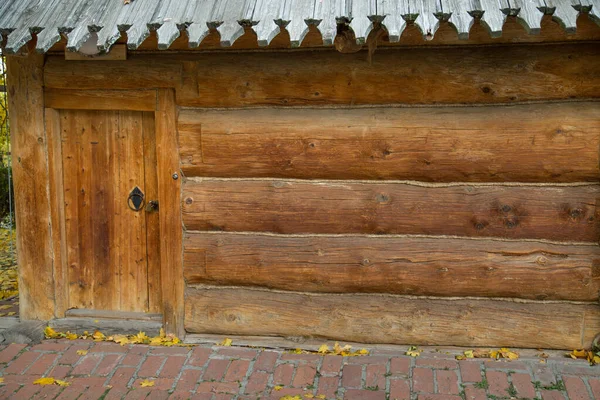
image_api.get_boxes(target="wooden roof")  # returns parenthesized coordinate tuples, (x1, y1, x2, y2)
(0, 0, 599, 54)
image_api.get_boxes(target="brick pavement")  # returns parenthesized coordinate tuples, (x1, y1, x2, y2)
(0, 339, 598, 399)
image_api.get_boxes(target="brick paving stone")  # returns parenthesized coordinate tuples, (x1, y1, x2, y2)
(25, 352, 58, 375)
(217, 347, 258, 359)
(30, 342, 70, 352)
(121, 352, 143, 366)
(89, 343, 129, 353)
(203, 358, 230, 381)
(71, 353, 103, 376)
(47, 363, 73, 379)
(344, 389, 387, 399)
(138, 355, 166, 377)
(436, 370, 459, 395)
(413, 367, 434, 393)
(318, 375, 340, 398)
(347, 355, 389, 365)
(0, 344, 27, 364)
(418, 394, 462, 400)
(541, 389, 566, 400)
(321, 355, 343, 375)
(464, 385, 487, 400)
(223, 359, 250, 382)
(589, 378, 600, 398)
(245, 371, 269, 394)
(511, 371, 537, 398)
(4, 350, 40, 374)
(108, 366, 137, 389)
(486, 370, 510, 397)
(254, 351, 278, 372)
(159, 355, 187, 378)
(196, 380, 240, 394)
(95, 354, 123, 376)
(176, 368, 202, 392)
(390, 357, 410, 376)
(365, 363, 386, 390)
(10, 384, 41, 399)
(342, 364, 363, 389)
(124, 388, 151, 399)
(389, 379, 410, 400)
(273, 363, 295, 386)
(484, 360, 529, 371)
(292, 364, 316, 388)
(416, 358, 457, 370)
(533, 364, 558, 386)
(35, 384, 63, 399)
(563, 375, 592, 400)
(150, 347, 191, 356)
(458, 360, 482, 382)
(58, 344, 92, 365)
(146, 390, 170, 400)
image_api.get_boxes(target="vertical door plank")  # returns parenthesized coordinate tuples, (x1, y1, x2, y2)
(46, 108, 68, 317)
(156, 89, 184, 336)
(118, 111, 149, 312)
(63, 110, 84, 309)
(90, 111, 119, 310)
(77, 111, 94, 309)
(6, 54, 55, 320)
(142, 112, 162, 313)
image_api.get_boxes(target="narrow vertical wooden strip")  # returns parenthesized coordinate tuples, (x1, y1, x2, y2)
(78, 111, 93, 309)
(62, 111, 83, 309)
(6, 54, 55, 320)
(46, 108, 67, 317)
(108, 111, 122, 310)
(156, 89, 184, 337)
(118, 111, 149, 312)
(142, 112, 162, 313)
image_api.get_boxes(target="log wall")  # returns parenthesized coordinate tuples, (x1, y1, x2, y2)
(39, 42, 600, 348)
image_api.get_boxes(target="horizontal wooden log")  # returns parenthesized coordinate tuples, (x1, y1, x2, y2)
(182, 180, 600, 241)
(178, 102, 600, 182)
(184, 286, 600, 349)
(184, 232, 600, 301)
(44, 43, 600, 106)
(44, 89, 157, 111)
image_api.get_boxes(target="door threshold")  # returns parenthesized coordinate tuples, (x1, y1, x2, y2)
(65, 309, 162, 322)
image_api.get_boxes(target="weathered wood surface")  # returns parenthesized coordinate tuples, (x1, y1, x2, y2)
(182, 180, 600, 241)
(184, 232, 600, 301)
(184, 286, 600, 349)
(46, 108, 68, 317)
(65, 309, 162, 322)
(156, 89, 185, 337)
(44, 89, 157, 111)
(178, 102, 600, 182)
(6, 54, 55, 320)
(50, 318, 162, 336)
(59, 110, 157, 312)
(44, 42, 600, 106)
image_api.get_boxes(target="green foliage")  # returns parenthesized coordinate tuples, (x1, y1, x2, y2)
(0, 57, 13, 223)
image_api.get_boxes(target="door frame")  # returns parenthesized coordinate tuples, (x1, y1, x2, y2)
(45, 88, 184, 337)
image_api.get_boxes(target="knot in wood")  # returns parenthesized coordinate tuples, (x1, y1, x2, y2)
(375, 193, 390, 204)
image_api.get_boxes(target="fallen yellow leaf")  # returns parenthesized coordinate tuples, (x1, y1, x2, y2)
(304, 394, 314, 398)
(274, 385, 283, 391)
(65, 332, 78, 340)
(316, 395, 326, 399)
(55, 379, 70, 387)
(92, 330, 106, 341)
(317, 344, 329, 354)
(0, 305, 11, 310)
(76, 350, 88, 356)
(44, 326, 59, 339)
(0, 377, 4, 384)
(140, 379, 155, 387)
(34, 377, 56, 386)
(218, 338, 233, 347)
(406, 346, 421, 357)
(569, 349, 588, 359)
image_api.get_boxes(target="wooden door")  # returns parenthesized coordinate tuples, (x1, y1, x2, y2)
(55, 109, 161, 313)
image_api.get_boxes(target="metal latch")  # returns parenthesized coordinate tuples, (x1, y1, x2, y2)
(127, 186, 145, 211)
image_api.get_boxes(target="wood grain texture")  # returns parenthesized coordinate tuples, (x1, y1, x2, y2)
(182, 180, 600, 241)
(44, 89, 157, 111)
(43, 42, 600, 106)
(178, 102, 600, 182)
(183, 232, 600, 301)
(6, 54, 55, 320)
(184, 286, 600, 349)
(59, 110, 157, 312)
(46, 108, 68, 317)
(156, 89, 185, 337)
